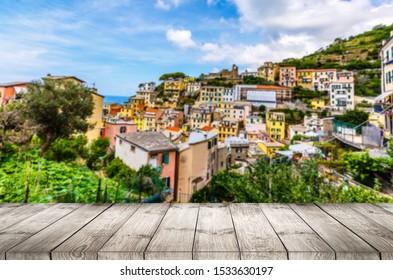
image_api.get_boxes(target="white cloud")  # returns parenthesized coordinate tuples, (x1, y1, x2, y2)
(198, 0, 393, 67)
(166, 28, 197, 48)
(155, 0, 183, 10)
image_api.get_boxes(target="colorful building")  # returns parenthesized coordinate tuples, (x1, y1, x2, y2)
(234, 85, 293, 108)
(279, 66, 297, 87)
(311, 99, 326, 110)
(103, 120, 137, 150)
(257, 140, 285, 157)
(134, 113, 145, 131)
(312, 69, 337, 91)
(218, 118, 242, 142)
(177, 132, 220, 202)
(138, 82, 156, 91)
(164, 78, 185, 100)
(0, 81, 29, 106)
(144, 108, 164, 132)
(266, 112, 286, 140)
(257, 62, 278, 82)
(136, 90, 158, 108)
(329, 82, 355, 111)
(296, 70, 313, 89)
(115, 132, 178, 192)
(190, 107, 213, 130)
(199, 86, 224, 103)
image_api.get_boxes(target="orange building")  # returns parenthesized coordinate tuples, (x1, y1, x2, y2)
(0, 81, 29, 106)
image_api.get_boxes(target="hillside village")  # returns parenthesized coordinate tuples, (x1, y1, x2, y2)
(1, 26, 393, 203)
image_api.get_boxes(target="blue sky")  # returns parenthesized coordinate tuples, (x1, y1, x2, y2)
(1, 0, 392, 96)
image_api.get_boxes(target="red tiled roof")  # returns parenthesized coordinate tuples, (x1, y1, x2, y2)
(147, 108, 161, 113)
(166, 126, 182, 132)
(200, 126, 214, 131)
(256, 85, 292, 90)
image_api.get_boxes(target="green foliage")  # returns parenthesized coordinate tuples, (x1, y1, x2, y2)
(335, 110, 369, 126)
(343, 151, 392, 184)
(270, 108, 305, 124)
(44, 136, 87, 162)
(192, 158, 392, 203)
(86, 137, 110, 170)
(203, 77, 233, 88)
(0, 149, 124, 203)
(242, 76, 275, 85)
(106, 157, 136, 181)
(293, 86, 328, 100)
(258, 105, 266, 112)
(23, 79, 94, 155)
(159, 72, 186, 81)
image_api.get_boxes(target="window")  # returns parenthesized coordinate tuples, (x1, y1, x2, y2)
(221, 161, 224, 167)
(207, 173, 210, 180)
(162, 153, 170, 165)
(120, 126, 126, 133)
(208, 141, 212, 149)
(163, 177, 171, 188)
(119, 139, 123, 145)
(130, 145, 135, 152)
(214, 138, 217, 145)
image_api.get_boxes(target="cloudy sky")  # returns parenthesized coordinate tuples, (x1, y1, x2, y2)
(1, 0, 392, 96)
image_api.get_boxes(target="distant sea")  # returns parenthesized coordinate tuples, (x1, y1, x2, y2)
(104, 95, 130, 105)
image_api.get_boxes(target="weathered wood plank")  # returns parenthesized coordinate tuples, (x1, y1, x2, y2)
(0, 204, 22, 217)
(52, 204, 140, 260)
(145, 204, 198, 260)
(0, 204, 51, 231)
(230, 204, 287, 260)
(260, 204, 334, 260)
(99, 203, 170, 260)
(290, 204, 379, 260)
(349, 204, 393, 233)
(194, 204, 239, 260)
(6, 204, 110, 260)
(0, 204, 81, 260)
(318, 204, 393, 260)
(376, 203, 393, 215)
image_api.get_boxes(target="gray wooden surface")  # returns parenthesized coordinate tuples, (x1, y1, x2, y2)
(1, 203, 393, 260)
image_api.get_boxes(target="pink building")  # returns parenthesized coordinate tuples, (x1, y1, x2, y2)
(335, 71, 354, 83)
(279, 67, 297, 87)
(104, 120, 137, 150)
(233, 102, 252, 121)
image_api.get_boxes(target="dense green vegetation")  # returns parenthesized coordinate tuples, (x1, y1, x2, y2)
(270, 108, 308, 124)
(335, 110, 369, 125)
(191, 158, 392, 203)
(159, 72, 186, 81)
(0, 147, 123, 203)
(280, 24, 393, 97)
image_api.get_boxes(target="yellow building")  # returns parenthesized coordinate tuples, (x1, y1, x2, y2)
(190, 108, 213, 130)
(297, 70, 313, 89)
(134, 113, 145, 131)
(311, 99, 326, 110)
(164, 78, 185, 100)
(257, 140, 285, 157)
(43, 75, 103, 142)
(218, 118, 241, 142)
(266, 112, 285, 140)
(119, 103, 133, 119)
(136, 90, 158, 108)
(257, 62, 278, 82)
(199, 86, 224, 103)
(369, 112, 385, 129)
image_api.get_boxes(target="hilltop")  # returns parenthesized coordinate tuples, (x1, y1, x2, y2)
(280, 23, 393, 96)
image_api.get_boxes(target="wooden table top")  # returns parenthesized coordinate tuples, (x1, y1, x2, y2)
(1, 203, 393, 260)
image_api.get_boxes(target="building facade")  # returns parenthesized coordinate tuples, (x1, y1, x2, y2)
(266, 112, 286, 140)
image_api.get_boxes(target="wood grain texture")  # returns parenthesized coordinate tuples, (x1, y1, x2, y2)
(52, 204, 140, 260)
(318, 203, 393, 260)
(145, 204, 199, 260)
(0, 204, 51, 231)
(0, 204, 21, 216)
(290, 204, 379, 260)
(0, 204, 81, 260)
(194, 204, 239, 260)
(260, 204, 334, 260)
(230, 204, 287, 260)
(375, 203, 393, 215)
(99, 203, 170, 260)
(6, 204, 110, 260)
(349, 203, 393, 232)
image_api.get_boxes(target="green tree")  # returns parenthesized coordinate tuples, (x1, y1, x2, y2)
(45, 135, 88, 162)
(23, 79, 94, 156)
(335, 110, 369, 126)
(159, 72, 186, 81)
(86, 137, 110, 170)
(258, 105, 266, 112)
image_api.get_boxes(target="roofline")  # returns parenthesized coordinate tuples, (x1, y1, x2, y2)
(116, 134, 178, 153)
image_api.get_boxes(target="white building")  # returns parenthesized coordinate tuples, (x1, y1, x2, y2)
(139, 82, 156, 91)
(223, 88, 235, 102)
(329, 82, 355, 111)
(186, 82, 201, 96)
